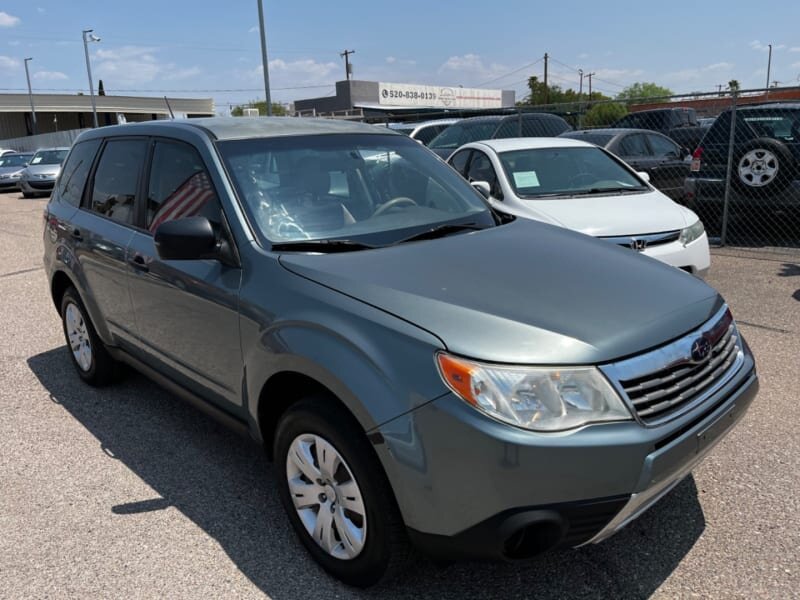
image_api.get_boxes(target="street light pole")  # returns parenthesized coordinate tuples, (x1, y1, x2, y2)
(765, 43, 772, 99)
(257, 0, 272, 116)
(82, 29, 101, 128)
(23, 58, 37, 135)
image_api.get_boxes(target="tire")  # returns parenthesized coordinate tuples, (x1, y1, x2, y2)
(274, 397, 411, 587)
(732, 138, 796, 199)
(22, 191, 35, 198)
(60, 286, 117, 386)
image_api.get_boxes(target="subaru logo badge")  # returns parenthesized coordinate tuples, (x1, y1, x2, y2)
(690, 336, 712, 363)
(630, 238, 647, 252)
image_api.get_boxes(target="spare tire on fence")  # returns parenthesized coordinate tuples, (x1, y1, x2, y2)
(732, 137, 797, 199)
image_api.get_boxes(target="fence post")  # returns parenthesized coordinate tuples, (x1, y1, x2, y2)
(720, 91, 738, 247)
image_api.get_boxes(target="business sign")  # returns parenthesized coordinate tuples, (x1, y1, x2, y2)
(377, 82, 504, 109)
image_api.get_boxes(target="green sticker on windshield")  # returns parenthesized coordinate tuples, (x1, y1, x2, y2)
(513, 170, 540, 188)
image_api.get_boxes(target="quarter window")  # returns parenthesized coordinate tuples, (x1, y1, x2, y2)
(90, 139, 148, 225)
(57, 140, 100, 207)
(146, 141, 221, 233)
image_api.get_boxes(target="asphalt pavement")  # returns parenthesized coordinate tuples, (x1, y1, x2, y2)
(1, 189, 798, 599)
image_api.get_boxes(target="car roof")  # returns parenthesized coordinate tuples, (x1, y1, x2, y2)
(464, 137, 594, 152)
(736, 102, 800, 111)
(34, 147, 70, 151)
(80, 117, 400, 142)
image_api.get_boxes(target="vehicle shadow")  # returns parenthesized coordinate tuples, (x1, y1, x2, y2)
(28, 347, 706, 600)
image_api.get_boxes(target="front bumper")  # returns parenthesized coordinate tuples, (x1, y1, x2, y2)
(19, 178, 56, 193)
(641, 233, 711, 278)
(375, 356, 757, 560)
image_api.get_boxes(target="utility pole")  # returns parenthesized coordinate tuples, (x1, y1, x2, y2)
(578, 68, 584, 100)
(257, 0, 272, 116)
(543, 52, 549, 104)
(340, 49, 355, 80)
(82, 29, 101, 128)
(765, 43, 772, 99)
(586, 72, 595, 101)
(23, 58, 37, 135)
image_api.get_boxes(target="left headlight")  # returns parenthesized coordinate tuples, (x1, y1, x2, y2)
(436, 353, 632, 432)
(679, 219, 705, 246)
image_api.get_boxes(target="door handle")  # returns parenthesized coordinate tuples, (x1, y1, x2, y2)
(128, 254, 149, 272)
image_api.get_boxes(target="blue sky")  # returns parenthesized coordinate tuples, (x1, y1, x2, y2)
(2, 1, 800, 113)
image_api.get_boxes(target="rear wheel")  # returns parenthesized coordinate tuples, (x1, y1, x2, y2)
(60, 286, 117, 386)
(274, 397, 410, 587)
(733, 138, 796, 198)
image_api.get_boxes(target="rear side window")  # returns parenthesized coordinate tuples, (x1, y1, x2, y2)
(413, 126, 441, 145)
(619, 134, 651, 157)
(646, 134, 679, 157)
(90, 139, 148, 225)
(56, 140, 100, 207)
(146, 140, 220, 233)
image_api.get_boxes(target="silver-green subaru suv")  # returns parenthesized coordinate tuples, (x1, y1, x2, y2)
(43, 118, 758, 587)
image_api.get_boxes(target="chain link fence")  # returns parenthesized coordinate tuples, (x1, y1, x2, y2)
(310, 85, 800, 260)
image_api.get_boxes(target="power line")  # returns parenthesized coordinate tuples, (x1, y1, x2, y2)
(476, 58, 543, 87)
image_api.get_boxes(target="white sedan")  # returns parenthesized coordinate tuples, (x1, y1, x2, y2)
(447, 137, 710, 277)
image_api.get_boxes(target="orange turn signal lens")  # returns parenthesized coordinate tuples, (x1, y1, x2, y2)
(436, 353, 479, 406)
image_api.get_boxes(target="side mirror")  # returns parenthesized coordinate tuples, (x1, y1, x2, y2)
(471, 180, 491, 199)
(154, 216, 217, 261)
(637, 171, 651, 183)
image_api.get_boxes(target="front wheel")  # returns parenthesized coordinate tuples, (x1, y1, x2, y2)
(274, 398, 410, 587)
(60, 286, 117, 386)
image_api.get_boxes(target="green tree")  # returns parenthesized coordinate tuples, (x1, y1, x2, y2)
(616, 82, 673, 102)
(583, 102, 628, 127)
(231, 101, 288, 116)
(727, 79, 740, 92)
(521, 76, 610, 106)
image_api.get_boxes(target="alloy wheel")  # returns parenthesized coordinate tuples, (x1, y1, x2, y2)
(65, 302, 92, 372)
(738, 149, 779, 187)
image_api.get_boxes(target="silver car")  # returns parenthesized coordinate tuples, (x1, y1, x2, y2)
(19, 147, 69, 197)
(0, 152, 34, 191)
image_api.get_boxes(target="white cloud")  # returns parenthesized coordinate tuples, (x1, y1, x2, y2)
(93, 46, 201, 85)
(240, 58, 338, 92)
(33, 70, 68, 81)
(438, 54, 509, 85)
(268, 58, 338, 79)
(385, 56, 396, 64)
(577, 53, 590, 60)
(0, 11, 21, 27)
(792, 61, 800, 69)
(385, 56, 416, 66)
(749, 40, 785, 52)
(662, 61, 734, 83)
(248, 26, 258, 33)
(37, 7, 46, 13)
(0, 55, 20, 71)
(790, 47, 800, 53)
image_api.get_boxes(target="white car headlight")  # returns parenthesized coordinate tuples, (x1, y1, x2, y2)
(679, 220, 705, 246)
(437, 353, 632, 432)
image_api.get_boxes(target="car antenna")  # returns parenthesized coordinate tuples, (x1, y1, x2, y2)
(164, 96, 175, 119)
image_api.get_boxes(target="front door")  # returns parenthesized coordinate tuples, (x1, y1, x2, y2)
(126, 138, 243, 409)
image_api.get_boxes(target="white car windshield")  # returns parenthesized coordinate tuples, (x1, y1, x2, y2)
(498, 147, 648, 198)
(218, 133, 495, 246)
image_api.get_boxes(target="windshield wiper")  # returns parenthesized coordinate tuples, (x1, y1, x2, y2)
(271, 239, 376, 253)
(393, 222, 486, 245)
(571, 186, 648, 195)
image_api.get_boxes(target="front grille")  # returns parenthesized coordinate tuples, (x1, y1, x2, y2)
(602, 306, 744, 425)
(27, 181, 54, 190)
(600, 229, 681, 251)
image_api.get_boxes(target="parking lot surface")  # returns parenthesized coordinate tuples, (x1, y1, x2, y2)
(1, 189, 798, 599)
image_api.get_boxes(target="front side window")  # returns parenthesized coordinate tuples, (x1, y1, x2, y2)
(646, 134, 679, 157)
(146, 140, 221, 233)
(465, 151, 498, 188)
(89, 139, 148, 225)
(219, 133, 494, 245)
(498, 147, 647, 198)
(448, 149, 471, 176)
(618, 134, 650, 157)
(57, 140, 100, 207)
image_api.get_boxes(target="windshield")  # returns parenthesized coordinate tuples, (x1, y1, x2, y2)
(218, 133, 494, 245)
(0, 154, 32, 167)
(498, 147, 647, 198)
(428, 121, 499, 150)
(30, 149, 68, 165)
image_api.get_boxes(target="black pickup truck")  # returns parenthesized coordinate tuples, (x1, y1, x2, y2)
(612, 108, 709, 152)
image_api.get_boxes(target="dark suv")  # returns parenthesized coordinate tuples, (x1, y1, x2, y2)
(427, 113, 572, 158)
(684, 103, 800, 233)
(44, 118, 757, 587)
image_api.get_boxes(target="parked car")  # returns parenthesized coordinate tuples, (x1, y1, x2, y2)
(19, 147, 69, 197)
(44, 118, 756, 587)
(448, 137, 710, 276)
(560, 128, 690, 200)
(612, 107, 709, 153)
(427, 113, 572, 158)
(0, 152, 34, 191)
(0, 148, 19, 157)
(387, 118, 460, 145)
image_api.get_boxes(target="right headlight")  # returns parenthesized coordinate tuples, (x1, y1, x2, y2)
(436, 353, 632, 432)
(679, 219, 705, 246)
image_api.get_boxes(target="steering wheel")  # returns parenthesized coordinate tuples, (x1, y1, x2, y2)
(373, 196, 417, 217)
(568, 173, 595, 187)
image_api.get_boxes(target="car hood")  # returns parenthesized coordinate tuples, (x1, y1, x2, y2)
(279, 219, 721, 365)
(0, 166, 24, 176)
(499, 189, 689, 236)
(24, 164, 61, 177)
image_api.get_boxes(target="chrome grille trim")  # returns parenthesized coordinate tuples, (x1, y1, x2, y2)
(600, 229, 681, 249)
(600, 305, 744, 427)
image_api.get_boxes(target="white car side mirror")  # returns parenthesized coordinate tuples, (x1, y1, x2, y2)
(470, 181, 491, 199)
(637, 171, 651, 183)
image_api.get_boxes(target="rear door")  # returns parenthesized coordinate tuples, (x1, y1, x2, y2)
(69, 137, 148, 347)
(125, 138, 243, 408)
(617, 133, 654, 173)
